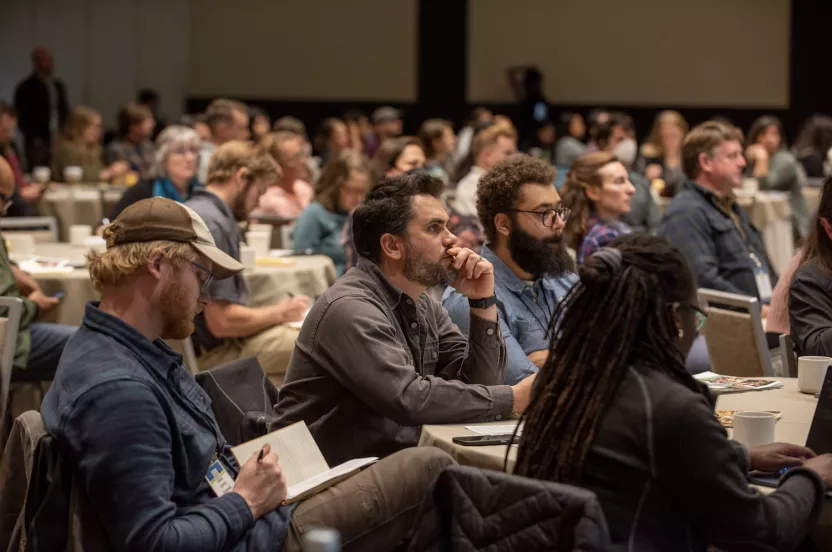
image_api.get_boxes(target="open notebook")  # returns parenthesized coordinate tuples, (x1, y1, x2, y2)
(231, 421, 377, 504)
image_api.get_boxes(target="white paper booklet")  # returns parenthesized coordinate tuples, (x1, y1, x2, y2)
(231, 421, 377, 504)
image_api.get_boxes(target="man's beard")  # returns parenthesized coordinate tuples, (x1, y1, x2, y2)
(160, 278, 199, 340)
(508, 226, 574, 278)
(403, 243, 456, 288)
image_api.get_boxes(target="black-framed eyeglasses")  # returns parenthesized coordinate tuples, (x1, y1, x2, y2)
(668, 301, 708, 331)
(188, 260, 214, 296)
(507, 206, 571, 227)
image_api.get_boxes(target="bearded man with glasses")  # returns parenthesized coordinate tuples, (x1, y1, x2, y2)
(443, 155, 577, 384)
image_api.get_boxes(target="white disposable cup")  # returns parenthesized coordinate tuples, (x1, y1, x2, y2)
(248, 223, 272, 235)
(732, 411, 776, 449)
(798, 356, 831, 394)
(246, 231, 270, 257)
(69, 225, 92, 247)
(83, 235, 107, 254)
(63, 166, 83, 183)
(239, 244, 257, 268)
(32, 166, 51, 184)
(6, 234, 36, 258)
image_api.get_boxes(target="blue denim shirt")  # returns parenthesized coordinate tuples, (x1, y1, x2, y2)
(41, 302, 292, 552)
(442, 245, 577, 384)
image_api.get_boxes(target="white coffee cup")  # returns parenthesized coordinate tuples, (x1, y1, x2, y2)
(732, 411, 776, 448)
(5, 234, 36, 258)
(69, 225, 92, 247)
(239, 244, 257, 268)
(32, 166, 51, 184)
(246, 231, 270, 257)
(83, 235, 107, 254)
(64, 166, 83, 183)
(248, 223, 272, 235)
(798, 356, 832, 394)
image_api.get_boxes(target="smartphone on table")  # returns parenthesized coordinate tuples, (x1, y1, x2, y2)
(452, 434, 515, 447)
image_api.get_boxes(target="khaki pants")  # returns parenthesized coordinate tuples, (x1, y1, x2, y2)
(283, 447, 454, 552)
(198, 325, 300, 388)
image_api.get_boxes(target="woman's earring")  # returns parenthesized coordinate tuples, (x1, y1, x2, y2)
(678, 328, 684, 339)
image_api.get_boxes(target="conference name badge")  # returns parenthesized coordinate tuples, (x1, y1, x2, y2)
(205, 458, 235, 497)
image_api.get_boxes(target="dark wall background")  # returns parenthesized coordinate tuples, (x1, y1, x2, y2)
(188, 0, 828, 144)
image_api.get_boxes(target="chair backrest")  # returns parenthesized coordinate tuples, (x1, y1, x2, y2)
(0, 217, 59, 243)
(0, 297, 24, 438)
(780, 333, 798, 378)
(698, 288, 773, 377)
(409, 465, 610, 551)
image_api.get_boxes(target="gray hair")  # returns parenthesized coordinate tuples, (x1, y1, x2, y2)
(151, 125, 201, 179)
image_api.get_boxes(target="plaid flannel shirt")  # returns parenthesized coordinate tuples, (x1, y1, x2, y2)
(104, 139, 155, 179)
(658, 181, 776, 299)
(577, 216, 632, 264)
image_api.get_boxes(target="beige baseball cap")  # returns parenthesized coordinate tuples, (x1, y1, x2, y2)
(106, 197, 243, 280)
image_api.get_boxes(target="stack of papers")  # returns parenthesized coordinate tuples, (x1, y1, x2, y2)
(694, 372, 784, 394)
(17, 258, 74, 274)
(464, 424, 522, 435)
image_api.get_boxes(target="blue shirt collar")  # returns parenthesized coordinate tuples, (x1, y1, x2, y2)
(481, 244, 574, 295)
(82, 301, 183, 378)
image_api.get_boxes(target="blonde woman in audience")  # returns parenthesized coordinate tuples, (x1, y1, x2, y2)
(561, 151, 635, 263)
(635, 110, 688, 197)
(419, 119, 456, 185)
(52, 106, 129, 183)
(294, 151, 370, 275)
(255, 131, 315, 218)
(515, 233, 832, 551)
(106, 125, 201, 220)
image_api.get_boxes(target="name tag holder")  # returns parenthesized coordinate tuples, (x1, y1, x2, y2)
(750, 252, 772, 303)
(205, 458, 235, 497)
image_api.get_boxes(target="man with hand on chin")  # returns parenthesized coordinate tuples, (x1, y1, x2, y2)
(273, 172, 535, 465)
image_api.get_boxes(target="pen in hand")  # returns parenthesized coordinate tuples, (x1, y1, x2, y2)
(257, 446, 266, 463)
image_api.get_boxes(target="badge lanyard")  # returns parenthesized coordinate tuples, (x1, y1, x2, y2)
(750, 252, 773, 302)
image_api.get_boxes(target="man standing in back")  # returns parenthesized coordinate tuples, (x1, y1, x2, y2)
(273, 172, 537, 465)
(443, 156, 576, 384)
(14, 47, 69, 167)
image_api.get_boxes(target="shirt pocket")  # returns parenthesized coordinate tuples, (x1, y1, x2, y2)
(513, 319, 549, 354)
(421, 339, 440, 375)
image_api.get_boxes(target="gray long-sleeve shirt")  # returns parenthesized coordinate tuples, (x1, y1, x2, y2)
(271, 257, 512, 465)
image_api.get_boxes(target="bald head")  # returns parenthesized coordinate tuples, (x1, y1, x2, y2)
(0, 157, 14, 198)
(32, 47, 54, 75)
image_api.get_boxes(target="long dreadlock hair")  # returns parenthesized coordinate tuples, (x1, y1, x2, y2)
(512, 233, 704, 484)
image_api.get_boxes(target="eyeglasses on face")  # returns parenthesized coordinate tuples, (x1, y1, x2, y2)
(188, 260, 214, 296)
(507, 206, 571, 227)
(668, 301, 708, 332)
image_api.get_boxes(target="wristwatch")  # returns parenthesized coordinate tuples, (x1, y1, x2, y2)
(468, 294, 497, 309)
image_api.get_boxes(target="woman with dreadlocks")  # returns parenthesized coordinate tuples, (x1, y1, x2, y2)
(514, 233, 832, 551)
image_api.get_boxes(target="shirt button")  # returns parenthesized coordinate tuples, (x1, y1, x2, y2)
(495, 415, 502, 421)
(410, 322, 417, 329)
(406, 299, 413, 305)
(487, 328, 494, 336)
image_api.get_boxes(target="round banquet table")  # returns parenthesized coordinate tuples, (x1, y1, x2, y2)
(419, 378, 832, 544)
(19, 243, 337, 326)
(36, 184, 126, 241)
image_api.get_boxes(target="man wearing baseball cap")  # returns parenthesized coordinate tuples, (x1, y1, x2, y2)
(41, 197, 452, 551)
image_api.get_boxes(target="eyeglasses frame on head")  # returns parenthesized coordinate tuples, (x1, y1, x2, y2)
(668, 301, 708, 332)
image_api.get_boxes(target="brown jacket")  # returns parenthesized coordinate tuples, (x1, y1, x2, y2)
(272, 257, 512, 465)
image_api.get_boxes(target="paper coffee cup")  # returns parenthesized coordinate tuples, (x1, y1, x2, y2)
(245, 231, 270, 257)
(732, 411, 776, 448)
(248, 223, 272, 235)
(798, 356, 831, 394)
(32, 166, 51, 184)
(70, 225, 92, 247)
(239, 244, 257, 268)
(64, 166, 83, 183)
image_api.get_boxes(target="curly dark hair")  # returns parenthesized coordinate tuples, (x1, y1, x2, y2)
(475, 155, 556, 244)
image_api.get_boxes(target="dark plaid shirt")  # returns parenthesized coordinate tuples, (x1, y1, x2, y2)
(104, 138, 156, 179)
(658, 181, 776, 299)
(577, 216, 632, 264)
